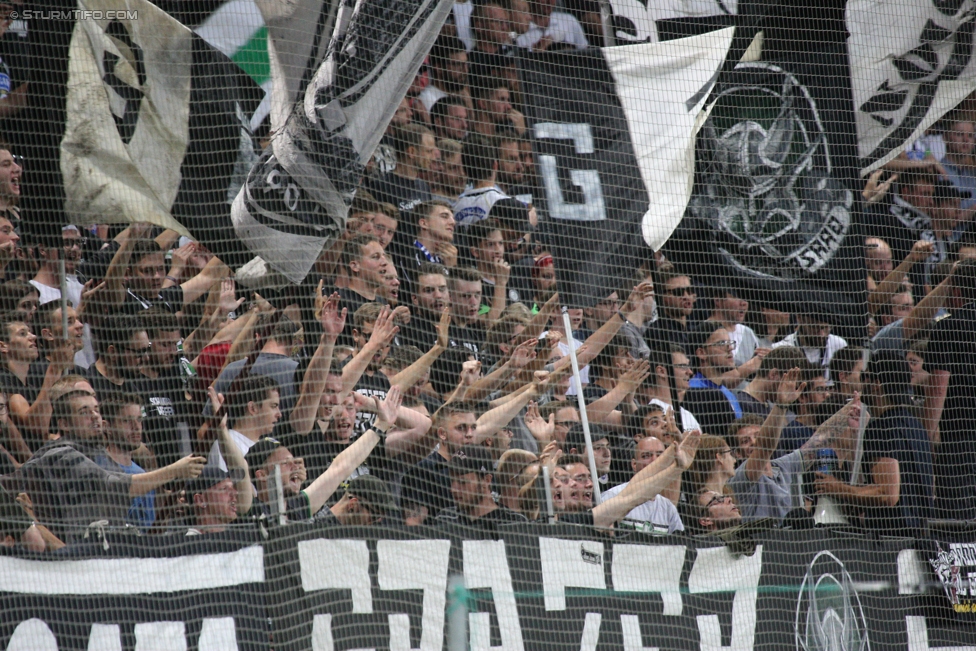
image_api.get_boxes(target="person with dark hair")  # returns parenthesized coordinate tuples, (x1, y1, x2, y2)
(735, 346, 810, 418)
(93, 393, 156, 531)
(419, 35, 470, 112)
(696, 490, 742, 533)
(89, 314, 149, 402)
(0, 279, 38, 321)
(208, 374, 281, 470)
(772, 308, 848, 379)
(494, 128, 525, 195)
(436, 444, 527, 534)
(778, 372, 831, 455)
(22, 388, 206, 543)
(29, 224, 84, 308)
(455, 134, 510, 226)
(925, 257, 976, 519)
(136, 307, 192, 467)
(336, 233, 390, 335)
(683, 321, 742, 437)
(644, 344, 701, 433)
(364, 123, 436, 213)
(704, 285, 766, 372)
(514, 0, 588, 51)
(814, 350, 933, 536)
(648, 264, 697, 347)
(917, 179, 965, 291)
(401, 201, 457, 283)
(32, 299, 89, 374)
(432, 138, 467, 202)
(402, 262, 451, 351)
(327, 474, 400, 526)
(430, 95, 469, 142)
(449, 267, 488, 356)
(466, 217, 515, 317)
(562, 423, 612, 487)
(582, 333, 634, 403)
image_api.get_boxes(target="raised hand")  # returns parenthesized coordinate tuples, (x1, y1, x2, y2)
(619, 359, 651, 392)
(861, 169, 897, 204)
(510, 338, 538, 369)
(436, 242, 458, 268)
(368, 305, 399, 348)
(391, 305, 411, 325)
(494, 257, 511, 284)
(460, 360, 482, 386)
(319, 291, 347, 339)
(525, 401, 555, 442)
(909, 239, 936, 263)
(675, 429, 701, 470)
(376, 386, 402, 426)
(169, 241, 196, 274)
(313, 279, 326, 321)
(436, 308, 451, 349)
(77, 279, 106, 320)
(775, 367, 806, 407)
(217, 278, 245, 315)
(623, 280, 654, 316)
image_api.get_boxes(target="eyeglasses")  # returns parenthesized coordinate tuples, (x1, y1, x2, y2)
(719, 448, 732, 456)
(665, 287, 695, 297)
(706, 340, 736, 351)
(704, 493, 733, 509)
(62, 238, 88, 249)
(673, 363, 692, 370)
(124, 345, 152, 357)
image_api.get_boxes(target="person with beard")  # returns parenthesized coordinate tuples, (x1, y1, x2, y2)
(89, 314, 149, 402)
(136, 308, 193, 468)
(937, 118, 976, 207)
(778, 373, 831, 455)
(364, 123, 436, 214)
(649, 263, 697, 348)
(704, 286, 767, 375)
(402, 263, 451, 350)
(436, 444, 527, 534)
(0, 212, 20, 282)
(554, 430, 700, 529)
(93, 393, 156, 531)
(1, 310, 73, 450)
(325, 474, 400, 526)
(494, 129, 525, 196)
(466, 218, 515, 317)
(0, 147, 21, 228)
(735, 347, 810, 419)
(419, 36, 470, 113)
(772, 308, 848, 380)
(242, 389, 404, 522)
(644, 344, 701, 433)
(562, 423, 612, 489)
(431, 96, 469, 142)
(29, 225, 84, 307)
(814, 350, 933, 537)
(683, 322, 742, 438)
(20, 388, 206, 543)
(455, 135, 510, 226)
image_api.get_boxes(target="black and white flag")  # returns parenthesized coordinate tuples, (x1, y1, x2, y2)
(848, 0, 976, 174)
(519, 28, 733, 308)
(60, 0, 263, 263)
(231, 0, 454, 283)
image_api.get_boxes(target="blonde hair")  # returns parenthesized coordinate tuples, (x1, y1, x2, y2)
(687, 434, 729, 496)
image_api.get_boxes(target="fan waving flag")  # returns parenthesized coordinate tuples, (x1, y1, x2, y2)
(519, 27, 734, 309)
(231, 0, 455, 283)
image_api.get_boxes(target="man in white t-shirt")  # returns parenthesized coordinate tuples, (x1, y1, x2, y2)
(418, 35, 469, 112)
(208, 375, 281, 471)
(454, 135, 511, 226)
(30, 225, 85, 308)
(772, 311, 847, 380)
(515, 0, 588, 51)
(646, 345, 700, 432)
(602, 436, 684, 533)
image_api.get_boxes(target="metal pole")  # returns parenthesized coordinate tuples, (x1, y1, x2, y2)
(562, 306, 601, 505)
(58, 256, 68, 340)
(447, 575, 468, 651)
(542, 464, 555, 522)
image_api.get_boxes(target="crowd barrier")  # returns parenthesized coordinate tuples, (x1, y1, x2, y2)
(2, 523, 976, 650)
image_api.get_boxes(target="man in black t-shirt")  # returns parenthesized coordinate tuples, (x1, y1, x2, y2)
(334, 234, 390, 346)
(926, 259, 976, 520)
(137, 308, 192, 467)
(436, 445, 527, 535)
(363, 123, 435, 214)
(89, 314, 149, 403)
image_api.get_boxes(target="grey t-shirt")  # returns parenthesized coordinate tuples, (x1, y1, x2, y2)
(601, 483, 684, 533)
(728, 449, 804, 524)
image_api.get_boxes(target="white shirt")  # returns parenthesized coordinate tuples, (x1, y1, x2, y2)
(649, 398, 701, 433)
(772, 332, 848, 380)
(600, 485, 684, 534)
(31, 276, 94, 369)
(453, 185, 510, 226)
(453, 1, 475, 51)
(418, 84, 448, 112)
(208, 429, 256, 471)
(543, 330, 589, 395)
(727, 323, 760, 367)
(515, 12, 589, 51)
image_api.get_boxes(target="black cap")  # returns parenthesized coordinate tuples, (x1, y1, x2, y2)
(244, 436, 284, 475)
(186, 465, 244, 497)
(346, 475, 398, 516)
(488, 198, 530, 230)
(933, 179, 966, 203)
(449, 445, 495, 475)
(563, 423, 608, 454)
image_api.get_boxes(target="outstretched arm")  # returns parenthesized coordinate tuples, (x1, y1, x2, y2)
(744, 368, 804, 482)
(799, 393, 863, 466)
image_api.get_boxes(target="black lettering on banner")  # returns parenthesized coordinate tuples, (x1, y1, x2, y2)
(101, 20, 146, 145)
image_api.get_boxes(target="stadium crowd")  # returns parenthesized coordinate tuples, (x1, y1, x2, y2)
(0, 0, 975, 552)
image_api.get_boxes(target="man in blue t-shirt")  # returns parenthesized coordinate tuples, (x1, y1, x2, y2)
(94, 393, 155, 531)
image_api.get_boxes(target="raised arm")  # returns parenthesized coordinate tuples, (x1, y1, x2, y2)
(339, 305, 398, 397)
(304, 387, 402, 514)
(290, 296, 344, 435)
(210, 405, 254, 514)
(9, 341, 76, 441)
(743, 368, 804, 482)
(102, 223, 153, 307)
(391, 310, 449, 391)
(591, 430, 700, 529)
(799, 392, 863, 465)
(486, 259, 511, 323)
(903, 271, 952, 342)
(471, 374, 544, 444)
(179, 256, 230, 306)
(586, 360, 649, 429)
(868, 240, 933, 315)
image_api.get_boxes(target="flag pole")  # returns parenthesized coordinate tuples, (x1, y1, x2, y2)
(58, 254, 68, 341)
(562, 305, 601, 505)
(597, 0, 615, 47)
